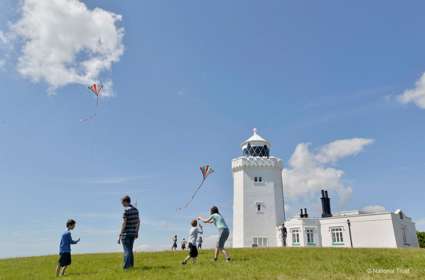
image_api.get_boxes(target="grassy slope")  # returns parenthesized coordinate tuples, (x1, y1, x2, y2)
(0, 248, 424, 280)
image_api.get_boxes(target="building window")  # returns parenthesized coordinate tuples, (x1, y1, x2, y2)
(331, 227, 344, 245)
(256, 202, 264, 213)
(402, 227, 408, 245)
(253, 237, 268, 247)
(306, 228, 315, 244)
(254, 176, 263, 183)
(291, 229, 300, 245)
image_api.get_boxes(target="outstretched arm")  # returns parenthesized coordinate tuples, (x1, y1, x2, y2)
(198, 216, 213, 224)
(71, 238, 80, 244)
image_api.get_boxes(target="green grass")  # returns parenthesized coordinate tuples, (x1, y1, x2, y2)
(1, 248, 424, 280)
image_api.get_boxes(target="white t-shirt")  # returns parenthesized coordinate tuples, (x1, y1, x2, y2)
(188, 226, 203, 245)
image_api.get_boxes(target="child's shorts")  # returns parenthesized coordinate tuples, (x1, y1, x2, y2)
(58, 253, 72, 267)
(188, 243, 198, 258)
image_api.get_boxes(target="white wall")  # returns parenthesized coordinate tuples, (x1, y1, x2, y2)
(320, 214, 398, 248)
(391, 213, 419, 248)
(285, 218, 321, 247)
(285, 212, 419, 249)
(232, 157, 285, 248)
(232, 169, 245, 248)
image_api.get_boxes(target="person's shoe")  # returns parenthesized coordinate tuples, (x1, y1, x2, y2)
(213, 258, 217, 262)
(226, 257, 231, 262)
(181, 261, 187, 265)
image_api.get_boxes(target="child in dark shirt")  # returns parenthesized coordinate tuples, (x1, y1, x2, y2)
(56, 219, 80, 277)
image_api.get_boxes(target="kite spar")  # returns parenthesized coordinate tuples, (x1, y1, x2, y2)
(80, 83, 103, 122)
(177, 165, 214, 211)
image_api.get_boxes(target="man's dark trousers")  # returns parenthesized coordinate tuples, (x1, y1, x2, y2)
(122, 236, 135, 269)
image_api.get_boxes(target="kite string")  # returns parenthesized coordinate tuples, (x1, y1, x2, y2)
(80, 92, 100, 123)
(178, 178, 206, 211)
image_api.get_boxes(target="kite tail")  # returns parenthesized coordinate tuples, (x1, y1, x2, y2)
(177, 179, 206, 211)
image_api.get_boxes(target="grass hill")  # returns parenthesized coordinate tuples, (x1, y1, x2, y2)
(0, 248, 424, 280)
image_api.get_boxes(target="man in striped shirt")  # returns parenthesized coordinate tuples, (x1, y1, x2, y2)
(118, 195, 140, 269)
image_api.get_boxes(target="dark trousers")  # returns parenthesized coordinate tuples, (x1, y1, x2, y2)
(122, 236, 135, 269)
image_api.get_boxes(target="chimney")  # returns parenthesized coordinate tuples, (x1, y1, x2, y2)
(320, 190, 327, 218)
(326, 192, 332, 217)
(300, 208, 304, 218)
(304, 208, 308, 218)
(321, 189, 332, 218)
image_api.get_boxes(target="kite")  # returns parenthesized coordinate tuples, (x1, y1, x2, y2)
(80, 83, 103, 122)
(177, 165, 214, 211)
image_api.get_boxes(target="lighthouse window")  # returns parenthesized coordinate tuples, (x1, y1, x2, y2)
(253, 237, 268, 247)
(243, 145, 270, 157)
(331, 227, 344, 245)
(254, 177, 263, 183)
(256, 202, 264, 213)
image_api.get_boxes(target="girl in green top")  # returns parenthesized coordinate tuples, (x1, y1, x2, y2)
(198, 206, 231, 262)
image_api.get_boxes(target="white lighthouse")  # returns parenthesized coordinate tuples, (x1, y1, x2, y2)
(232, 129, 285, 248)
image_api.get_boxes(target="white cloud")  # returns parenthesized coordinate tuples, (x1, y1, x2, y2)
(398, 73, 425, 109)
(6, 0, 124, 93)
(0, 31, 8, 44)
(315, 138, 375, 164)
(282, 138, 373, 213)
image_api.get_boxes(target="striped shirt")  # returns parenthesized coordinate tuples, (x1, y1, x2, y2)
(122, 205, 140, 238)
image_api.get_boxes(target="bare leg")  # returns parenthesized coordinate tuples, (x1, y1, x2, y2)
(60, 266, 67, 276)
(222, 249, 231, 261)
(55, 265, 61, 277)
(214, 248, 219, 260)
(182, 255, 191, 265)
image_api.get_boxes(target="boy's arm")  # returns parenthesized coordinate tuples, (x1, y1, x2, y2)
(71, 238, 80, 244)
(69, 233, 80, 244)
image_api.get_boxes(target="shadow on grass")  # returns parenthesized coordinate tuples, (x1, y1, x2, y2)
(139, 265, 172, 271)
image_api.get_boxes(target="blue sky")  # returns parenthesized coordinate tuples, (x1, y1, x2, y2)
(1, 0, 425, 258)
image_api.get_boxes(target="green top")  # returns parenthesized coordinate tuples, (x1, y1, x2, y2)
(209, 213, 228, 230)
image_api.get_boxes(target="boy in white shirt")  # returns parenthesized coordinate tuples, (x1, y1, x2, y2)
(182, 219, 203, 265)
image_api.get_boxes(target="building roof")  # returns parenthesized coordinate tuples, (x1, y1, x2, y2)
(241, 128, 271, 148)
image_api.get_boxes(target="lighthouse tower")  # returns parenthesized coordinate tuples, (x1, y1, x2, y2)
(232, 129, 285, 248)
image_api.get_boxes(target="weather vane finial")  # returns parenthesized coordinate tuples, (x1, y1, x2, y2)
(253, 128, 257, 134)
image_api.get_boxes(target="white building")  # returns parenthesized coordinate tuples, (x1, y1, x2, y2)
(285, 207, 419, 248)
(232, 129, 285, 248)
(232, 129, 419, 249)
